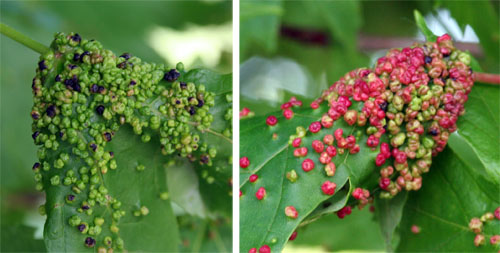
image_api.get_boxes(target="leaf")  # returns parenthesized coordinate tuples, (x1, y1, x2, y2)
(453, 83, 500, 180)
(438, 1, 500, 63)
(286, 207, 386, 252)
(180, 70, 233, 216)
(375, 191, 408, 252)
(1, 224, 46, 252)
(34, 33, 231, 251)
(178, 216, 232, 252)
(43, 126, 180, 252)
(414, 9, 437, 42)
(396, 147, 500, 252)
(240, 1, 283, 61)
(240, 103, 380, 252)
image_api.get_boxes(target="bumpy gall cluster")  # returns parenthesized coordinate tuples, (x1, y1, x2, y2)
(30, 32, 224, 250)
(311, 34, 474, 198)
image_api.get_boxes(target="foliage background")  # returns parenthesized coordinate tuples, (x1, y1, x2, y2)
(0, 1, 232, 251)
(240, 0, 499, 252)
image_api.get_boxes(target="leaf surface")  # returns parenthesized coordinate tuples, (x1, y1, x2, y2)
(240, 104, 380, 252)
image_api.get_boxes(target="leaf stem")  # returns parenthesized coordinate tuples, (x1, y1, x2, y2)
(0, 23, 49, 54)
(474, 72, 500, 85)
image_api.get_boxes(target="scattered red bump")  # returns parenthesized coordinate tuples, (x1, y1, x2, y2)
(369, 205, 375, 212)
(366, 135, 379, 147)
(349, 144, 360, 154)
(240, 107, 251, 118)
(323, 134, 334, 145)
(495, 207, 500, 220)
(352, 188, 364, 200)
(256, 187, 266, 200)
(379, 177, 391, 190)
(259, 245, 271, 253)
(490, 235, 500, 245)
(326, 145, 337, 157)
(310, 101, 319, 109)
(309, 121, 322, 133)
(281, 102, 292, 110)
(249, 248, 257, 253)
(344, 110, 357, 125)
(321, 181, 336, 195)
(294, 147, 308, 157)
(375, 153, 386, 166)
(285, 206, 298, 219)
(411, 225, 420, 234)
(436, 33, 451, 43)
(319, 152, 331, 164)
(289, 231, 298, 241)
(312, 140, 324, 153)
(240, 157, 250, 168)
(292, 138, 302, 147)
(321, 115, 333, 128)
(469, 218, 482, 233)
(334, 128, 343, 140)
(380, 143, 391, 158)
(283, 109, 294, 119)
(266, 115, 278, 126)
(337, 206, 352, 219)
(249, 174, 258, 183)
(302, 159, 315, 172)
(474, 234, 485, 247)
(240, 190, 242, 197)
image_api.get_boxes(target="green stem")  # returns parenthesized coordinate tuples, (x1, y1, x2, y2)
(0, 23, 49, 54)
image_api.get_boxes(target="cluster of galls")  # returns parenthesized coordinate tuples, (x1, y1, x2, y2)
(31, 32, 217, 250)
(468, 207, 500, 247)
(311, 34, 473, 198)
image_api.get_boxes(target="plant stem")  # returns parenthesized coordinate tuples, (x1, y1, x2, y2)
(0, 23, 49, 54)
(474, 72, 500, 85)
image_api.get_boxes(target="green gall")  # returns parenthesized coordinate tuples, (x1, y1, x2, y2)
(286, 170, 298, 183)
(140, 206, 149, 216)
(50, 175, 60, 186)
(160, 192, 169, 200)
(69, 215, 81, 226)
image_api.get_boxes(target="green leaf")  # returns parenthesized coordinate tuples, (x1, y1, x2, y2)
(240, 103, 380, 252)
(286, 207, 386, 252)
(1, 224, 46, 252)
(453, 83, 500, 180)
(180, 70, 233, 216)
(375, 191, 408, 252)
(414, 9, 437, 42)
(35, 33, 231, 251)
(240, 1, 283, 61)
(438, 1, 500, 63)
(178, 216, 231, 252)
(396, 147, 500, 252)
(43, 126, 180, 252)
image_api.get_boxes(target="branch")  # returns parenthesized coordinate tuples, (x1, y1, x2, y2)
(0, 23, 49, 54)
(280, 25, 500, 85)
(474, 72, 500, 85)
(280, 25, 483, 57)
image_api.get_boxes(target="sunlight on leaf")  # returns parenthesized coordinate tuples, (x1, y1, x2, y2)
(148, 22, 232, 68)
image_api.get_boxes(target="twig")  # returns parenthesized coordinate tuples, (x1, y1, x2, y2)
(280, 25, 483, 57)
(474, 72, 500, 85)
(0, 23, 49, 54)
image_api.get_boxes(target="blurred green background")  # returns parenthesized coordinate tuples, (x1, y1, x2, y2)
(0, 1, 231, 251)
(239, 1, 499, 252)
